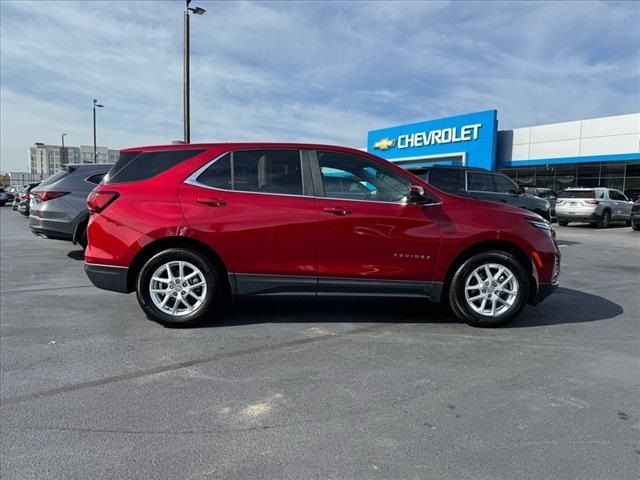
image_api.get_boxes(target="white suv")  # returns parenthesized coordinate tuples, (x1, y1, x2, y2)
(556, 188, 633, 228)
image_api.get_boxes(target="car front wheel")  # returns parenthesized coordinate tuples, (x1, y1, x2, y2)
(136, 248, 221, 326)
(448, 251, 529, 328)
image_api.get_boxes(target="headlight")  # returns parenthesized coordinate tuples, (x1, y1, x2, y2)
(527, 219, 553, 237)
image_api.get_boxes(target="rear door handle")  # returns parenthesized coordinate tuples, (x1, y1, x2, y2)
(196, 197, 226, 207)
(323, 206, 352, 216)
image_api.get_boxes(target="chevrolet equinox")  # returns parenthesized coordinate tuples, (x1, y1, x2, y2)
(84, 144, 560, 328)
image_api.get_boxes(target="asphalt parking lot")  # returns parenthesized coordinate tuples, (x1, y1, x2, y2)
(1, 207, 639, 480)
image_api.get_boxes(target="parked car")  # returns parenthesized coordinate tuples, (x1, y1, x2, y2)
(631, 199, 640, 231)
(0, 188, 8, 206)
(555, 188, 633, 227)
(406, 166, 551, 220)
(16, 183, 40, 216)
(624, 188, 640, 202)
(84, 143, 560, 328)
(30, 164, 112, 246)
(523, 187, 558, 220)
(12, 185, 27, 210)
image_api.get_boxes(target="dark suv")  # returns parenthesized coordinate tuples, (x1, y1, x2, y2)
(84, 143, 560, 328)
(407, 166, 551, 220)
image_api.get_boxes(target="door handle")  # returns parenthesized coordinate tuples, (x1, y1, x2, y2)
(196, 197, 226, 207)
(323, 206, 352, 216)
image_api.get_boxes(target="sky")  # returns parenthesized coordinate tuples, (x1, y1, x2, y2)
(1, 0, 639, 172)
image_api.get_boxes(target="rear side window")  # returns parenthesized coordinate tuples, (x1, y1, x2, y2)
(196, 153, 231, 189)
(105, 149, 204, 184)
(467, 172, 494, 192)
(559, 190, 595, 199)
(428, 169, 465, 192)
(85, 173, 106, 185)
(196, 150, 303, 195)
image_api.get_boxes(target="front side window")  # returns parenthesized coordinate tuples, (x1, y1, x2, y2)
(493, 174, 519, 194)
(467, 172, 494, 192)
(317, 151, 410, 203)
(196, 150, 303, 195)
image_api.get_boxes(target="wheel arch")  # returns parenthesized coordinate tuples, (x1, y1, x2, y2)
(442, 240, 538, 305)
(126, 236, 231, 297)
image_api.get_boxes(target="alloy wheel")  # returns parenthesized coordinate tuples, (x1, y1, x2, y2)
(149, 260, 208, 316)
(464, 263, 519, 317)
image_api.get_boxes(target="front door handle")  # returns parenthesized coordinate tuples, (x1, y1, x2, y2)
(323, 206, 352, 216)
(197, 197, 226, 207)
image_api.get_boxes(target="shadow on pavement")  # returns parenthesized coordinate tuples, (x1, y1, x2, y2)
(189, 287, 622, 329)
(66, 249, 85, 261)
(510, 287, 623, 327)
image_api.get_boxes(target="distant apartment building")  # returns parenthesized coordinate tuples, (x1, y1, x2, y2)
(29, 142, 119, 175)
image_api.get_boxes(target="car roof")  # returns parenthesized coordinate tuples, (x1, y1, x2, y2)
(120, 142, 368, 154)
(406, 165, 490, 172)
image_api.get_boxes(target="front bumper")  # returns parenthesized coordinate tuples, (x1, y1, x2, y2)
(536, 282, 559, 304)
(84, 263, 130, 293)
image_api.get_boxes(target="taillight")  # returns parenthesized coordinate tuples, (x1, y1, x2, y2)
(87, 191, 119, 213)
(584, 200, 599, 205)
(34, 191, 70, 202)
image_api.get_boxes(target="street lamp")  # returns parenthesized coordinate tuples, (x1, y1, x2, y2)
(184, 0, 206, 143)
(93, 99, 104, 162)
(60, 133, 67, 166)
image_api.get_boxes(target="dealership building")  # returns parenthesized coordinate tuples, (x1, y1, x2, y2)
(367, 111, 640, 195)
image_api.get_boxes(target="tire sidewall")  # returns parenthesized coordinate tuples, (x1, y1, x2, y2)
(136, 249, 219, 326)
(450, 251, 529, 327)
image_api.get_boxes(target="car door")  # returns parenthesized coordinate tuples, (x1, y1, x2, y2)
(179, 148, 319, 295)
(610, 190, 632, 219)
(311, 150, 442, 297)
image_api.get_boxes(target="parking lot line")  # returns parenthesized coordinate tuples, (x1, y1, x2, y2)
(0, 322, 393, 408)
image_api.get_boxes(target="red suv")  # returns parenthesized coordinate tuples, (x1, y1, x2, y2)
(85, 143, 559, 328)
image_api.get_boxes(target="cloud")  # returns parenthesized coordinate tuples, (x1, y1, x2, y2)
(1, 0, 639, 171)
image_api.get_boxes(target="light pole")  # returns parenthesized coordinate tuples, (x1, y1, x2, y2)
(184, 0, 206, 143)
(61, 133, 67, 165)
(93, 99, 104, 162)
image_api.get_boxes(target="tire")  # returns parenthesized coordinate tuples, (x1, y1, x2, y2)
(632, 222, 640, 231)
(596, 210, 611, 228)
(77, 225, 88, 248)
(136, 248, 222, 327)
(448, 251, 529, 328)
(557, 220, 569, 227)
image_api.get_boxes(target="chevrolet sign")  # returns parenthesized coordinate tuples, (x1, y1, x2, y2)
(373, 138, 396, 151)
(374, 123, 482, 151)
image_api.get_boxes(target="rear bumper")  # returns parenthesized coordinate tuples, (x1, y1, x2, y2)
(30, 224, 73, 241)
(84, 263, 130, 293)
(556, 212, 598, 222)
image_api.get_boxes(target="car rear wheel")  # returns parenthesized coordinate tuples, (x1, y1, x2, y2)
(596, 210, 611, 228)
(632, 222, 640, 231)
(448, 251, 529, 328)
(557, 220, 569, 226)
(136, 248, 221, 327)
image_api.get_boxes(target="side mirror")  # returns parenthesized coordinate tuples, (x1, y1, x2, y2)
(409, 185, 433, 205)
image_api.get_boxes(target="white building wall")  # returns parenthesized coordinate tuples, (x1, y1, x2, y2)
(498, 113, 640, 163)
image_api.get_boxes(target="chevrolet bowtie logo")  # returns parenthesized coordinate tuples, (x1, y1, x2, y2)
(373, 138, 396, 151)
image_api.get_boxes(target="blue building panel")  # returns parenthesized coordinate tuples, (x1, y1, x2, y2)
(367, 110, 498, 170)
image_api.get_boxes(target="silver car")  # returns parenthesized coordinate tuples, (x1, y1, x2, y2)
(556, 187, 633, 228)
(29, 164, 112, 246)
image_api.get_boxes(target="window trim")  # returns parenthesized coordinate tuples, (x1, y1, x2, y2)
(185, 148, 312, 198)
(186, 148, 442, 206)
